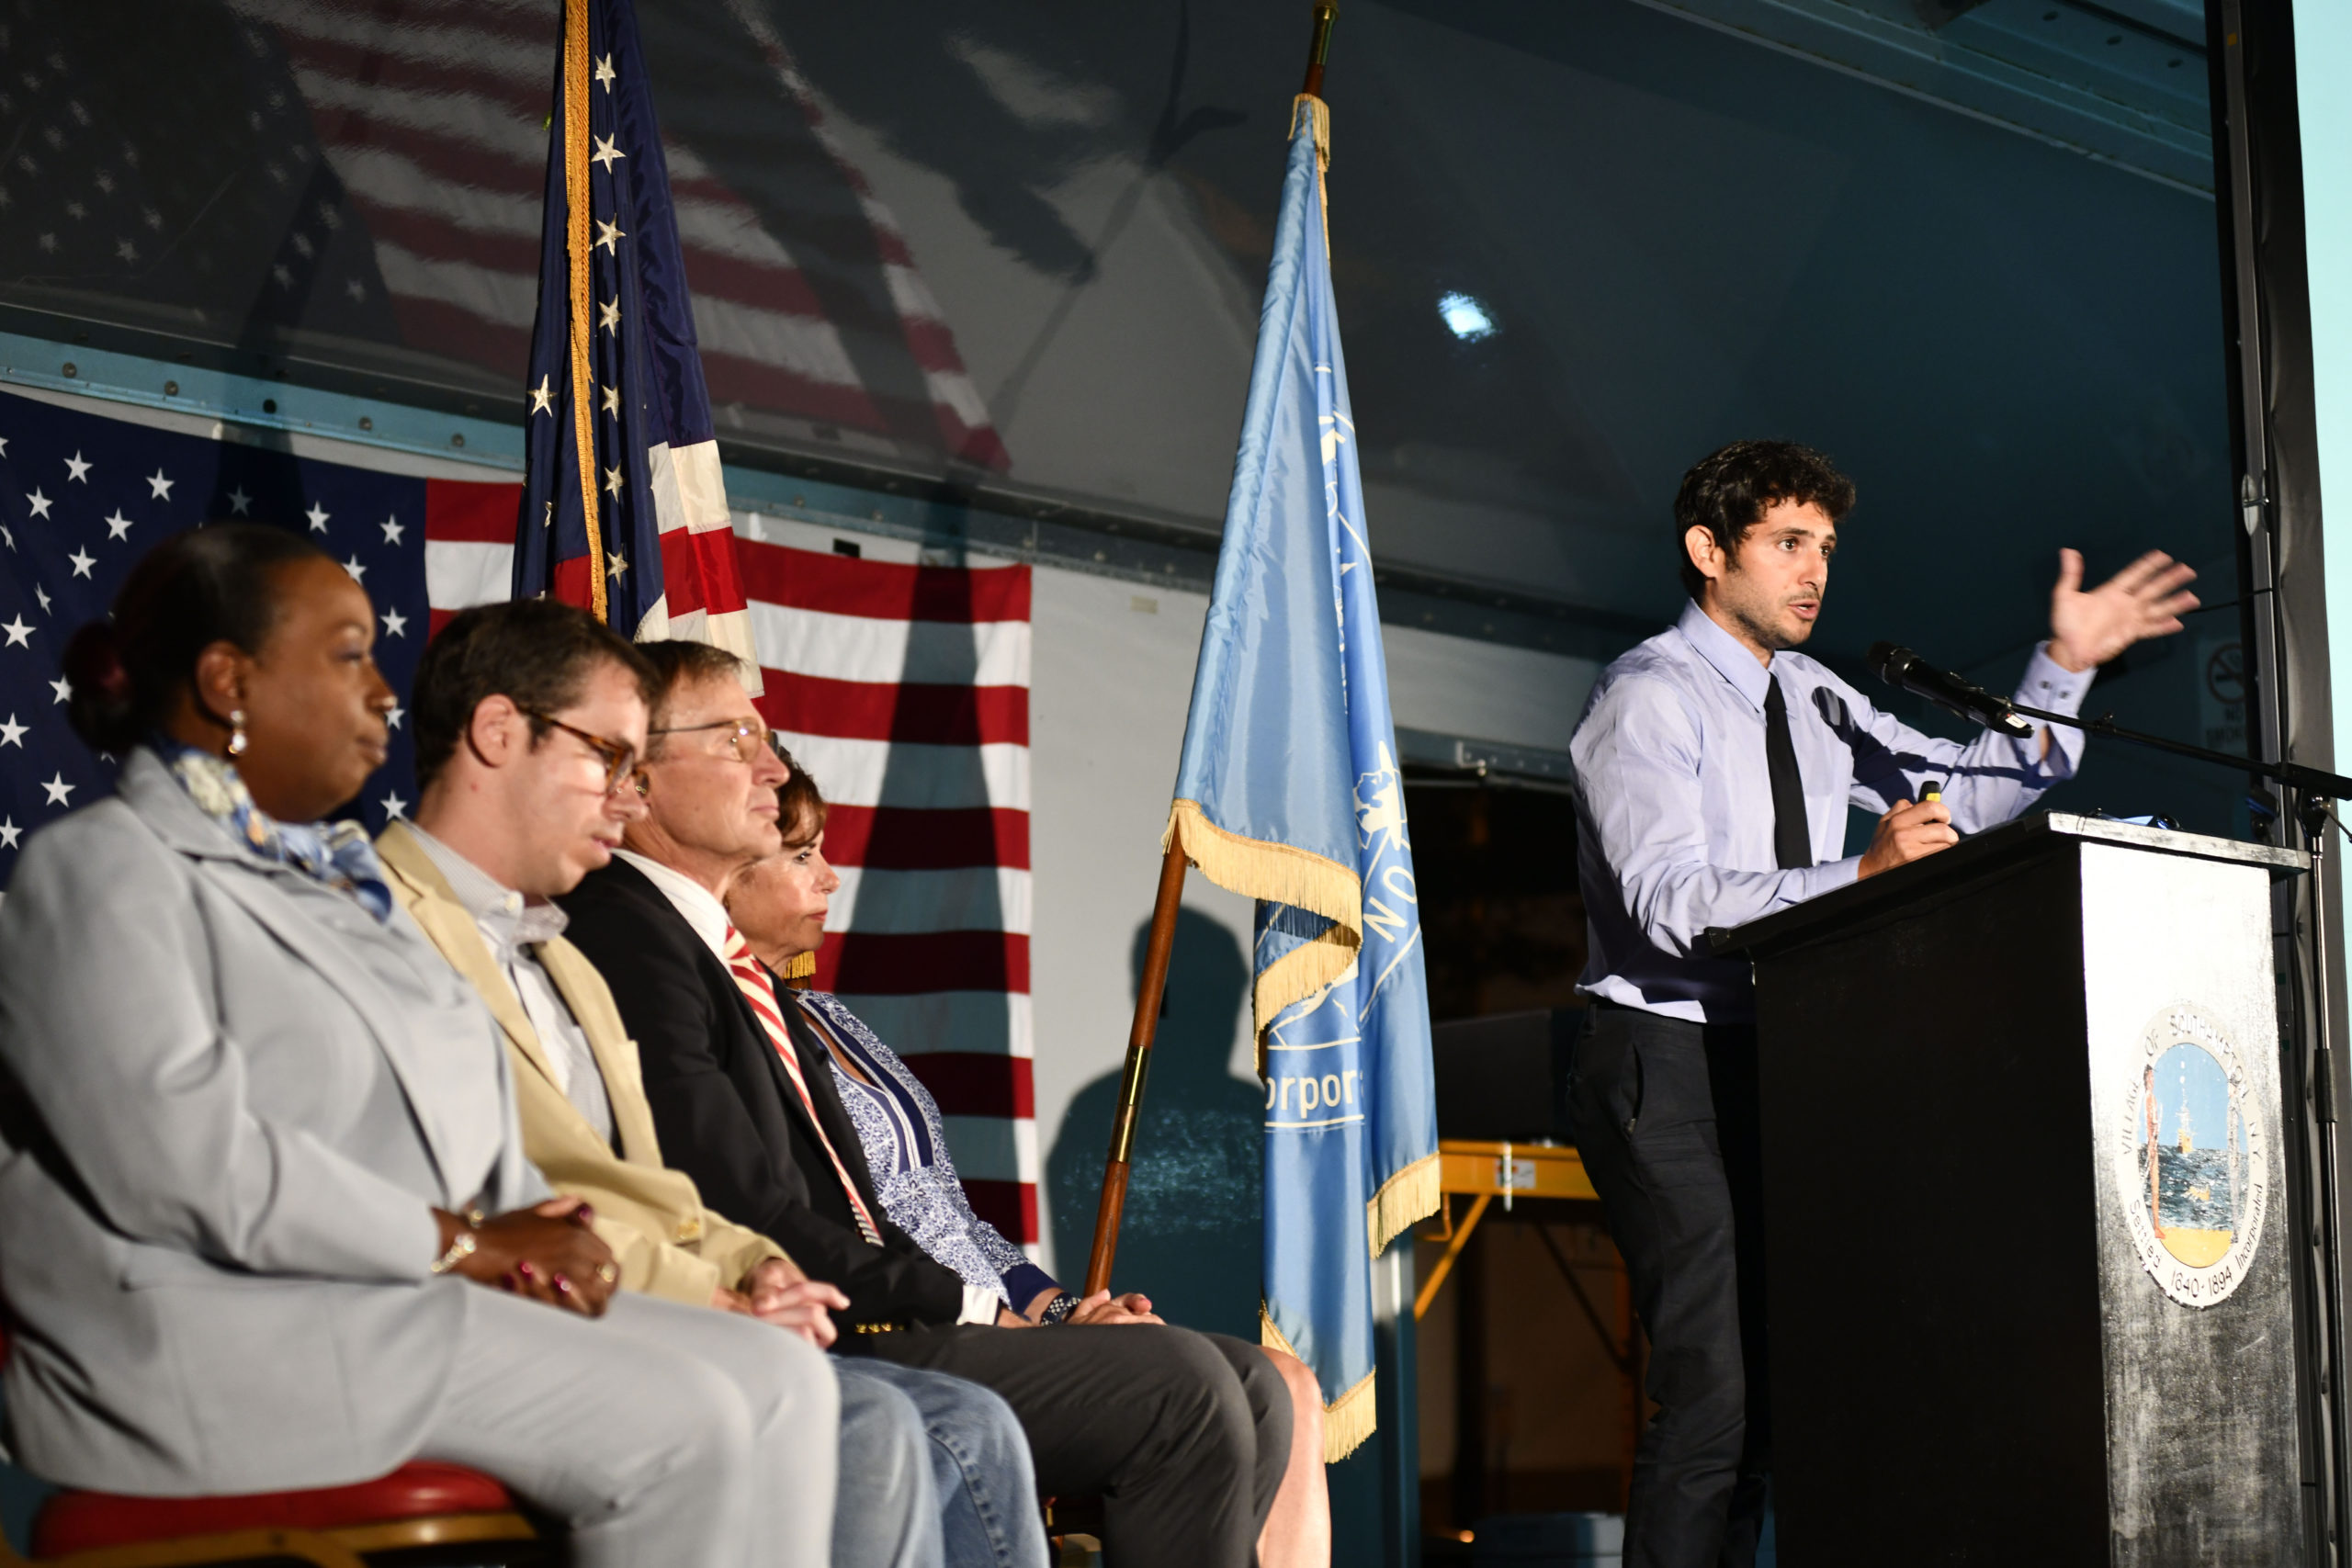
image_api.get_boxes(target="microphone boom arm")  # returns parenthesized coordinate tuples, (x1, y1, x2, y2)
(2006, 698, 2352, 802)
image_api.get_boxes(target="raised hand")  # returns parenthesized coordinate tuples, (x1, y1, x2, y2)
(2048, 548, 2199, 673)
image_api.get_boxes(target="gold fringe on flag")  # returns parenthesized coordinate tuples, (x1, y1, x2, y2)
(1252, 936, 1356, 1079)
(1366, 1149, 1439, 1258)
(1261, 1303, 1378, 1463)
(1164, 799, 1358, 942)
(1290, 95, 1330, 254)
(1164, 799, 1361, 1070)
(561, 0, 608, 625)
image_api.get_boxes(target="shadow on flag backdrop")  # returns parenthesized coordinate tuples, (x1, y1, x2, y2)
(514, 0, 758, 685)
(1165, 96, 1439, 1461)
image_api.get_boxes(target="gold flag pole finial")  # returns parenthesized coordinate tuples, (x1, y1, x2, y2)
(1300, 3, 1338, 100)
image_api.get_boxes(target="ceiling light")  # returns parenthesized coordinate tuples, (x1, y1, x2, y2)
(1439, 291, 1496, 342)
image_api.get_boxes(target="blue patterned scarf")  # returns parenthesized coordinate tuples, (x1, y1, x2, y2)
(153, 738, 395, 922)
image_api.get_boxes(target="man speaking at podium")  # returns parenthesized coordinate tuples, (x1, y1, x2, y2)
(1565, 439, 2199, 1567)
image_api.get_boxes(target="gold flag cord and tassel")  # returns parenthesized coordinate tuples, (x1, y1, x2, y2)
(561, 0, 608, 625)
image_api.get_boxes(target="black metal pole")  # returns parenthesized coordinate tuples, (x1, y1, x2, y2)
(2002, 699, 2352, 802)
(2209, 3, 2349, 1559)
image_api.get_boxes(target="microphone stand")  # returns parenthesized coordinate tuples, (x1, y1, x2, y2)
(2004, 697, 2352, 807)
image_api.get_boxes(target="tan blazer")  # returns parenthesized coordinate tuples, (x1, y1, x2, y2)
(378, 821, 787, 1306)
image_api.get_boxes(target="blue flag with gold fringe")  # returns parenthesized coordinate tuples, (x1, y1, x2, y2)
(1166, 96, 1439, 1460)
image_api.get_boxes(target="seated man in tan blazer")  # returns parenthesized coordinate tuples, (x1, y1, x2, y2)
(379, 598, 1043, 1568)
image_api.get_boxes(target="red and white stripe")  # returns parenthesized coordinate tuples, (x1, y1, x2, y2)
(722, 927, 887, 1246)
(424, 491, 1039, 1247)
(742, 522, 1035, 1249)
(229, 0, 1008, 470)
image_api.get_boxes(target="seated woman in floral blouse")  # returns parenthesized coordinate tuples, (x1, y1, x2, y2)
(728, 752, 1330, 1568)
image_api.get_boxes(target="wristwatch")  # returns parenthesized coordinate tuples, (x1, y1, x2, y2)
(1039, 1292, 1082, 1326)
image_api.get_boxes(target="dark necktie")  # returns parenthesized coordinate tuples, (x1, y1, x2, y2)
(1763, 674, 1812, 870)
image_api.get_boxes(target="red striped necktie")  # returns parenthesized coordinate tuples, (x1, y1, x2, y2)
(722, 925, 884, 1245)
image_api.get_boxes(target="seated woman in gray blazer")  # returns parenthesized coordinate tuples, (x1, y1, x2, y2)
(0, 525, 842, 1568)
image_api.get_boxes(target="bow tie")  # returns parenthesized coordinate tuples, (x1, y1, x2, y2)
(512, 902, 571, 948)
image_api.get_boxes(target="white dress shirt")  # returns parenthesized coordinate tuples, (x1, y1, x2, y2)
(412, 827, 616, 1146)
(1571, 600, 2094, 1023)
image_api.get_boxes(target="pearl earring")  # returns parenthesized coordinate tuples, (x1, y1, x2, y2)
(227, 709, 248, 757)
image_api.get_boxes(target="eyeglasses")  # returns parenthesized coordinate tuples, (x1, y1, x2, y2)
(518, 707, 648, 797)
(646, 716, 787, 768)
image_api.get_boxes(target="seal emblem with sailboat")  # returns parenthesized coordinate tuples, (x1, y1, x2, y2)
(2115, 1003, 2267, 1308)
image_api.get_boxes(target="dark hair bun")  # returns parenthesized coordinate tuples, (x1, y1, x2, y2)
(62, 620, 140, 752)
(57, 524, 328, 762)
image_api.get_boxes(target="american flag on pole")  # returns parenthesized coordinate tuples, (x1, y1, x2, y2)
(509, 0, 752, 662)
(0, 383, 1040, 1249)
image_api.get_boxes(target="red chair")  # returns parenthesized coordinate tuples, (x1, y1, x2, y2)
(0, 1318, 544, 1567)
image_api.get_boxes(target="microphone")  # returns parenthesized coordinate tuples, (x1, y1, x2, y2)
(1866, 642, 2036, 739)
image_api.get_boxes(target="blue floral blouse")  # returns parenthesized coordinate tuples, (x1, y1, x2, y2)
(797, 989, 1058, 1310)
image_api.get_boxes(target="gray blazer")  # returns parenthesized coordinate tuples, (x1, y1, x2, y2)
(0, 749, 547, 1494)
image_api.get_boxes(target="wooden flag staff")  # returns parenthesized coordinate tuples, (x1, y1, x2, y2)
(1080, 0, 1340, 1299)
(1081, 841, 1190, 1294)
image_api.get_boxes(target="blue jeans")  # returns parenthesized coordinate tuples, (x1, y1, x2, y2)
(833, 1358, 942, 1568)
(837, 1357, 1046, 1568)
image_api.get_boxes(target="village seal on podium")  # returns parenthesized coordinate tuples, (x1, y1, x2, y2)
(2114, 1002, 2267, 1308)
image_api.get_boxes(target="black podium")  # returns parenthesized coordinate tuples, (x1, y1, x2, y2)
(1715, 812, 2307, 1565)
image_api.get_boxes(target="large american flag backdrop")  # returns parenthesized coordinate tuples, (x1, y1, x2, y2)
(0, 386, 1040, 1249)
(220, 0, 1007, 471)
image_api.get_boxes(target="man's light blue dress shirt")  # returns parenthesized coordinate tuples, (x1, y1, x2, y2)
(1571, 600, 2095, 1022)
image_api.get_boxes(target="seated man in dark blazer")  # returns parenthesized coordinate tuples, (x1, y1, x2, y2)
(558, 641, 1292, 1568)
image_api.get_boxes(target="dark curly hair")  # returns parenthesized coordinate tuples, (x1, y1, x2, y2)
(1674, 440, 1856, 600)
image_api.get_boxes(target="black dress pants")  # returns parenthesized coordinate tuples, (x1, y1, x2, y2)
(848, 1322, 1291, 1568)
(1566, 1000, 1769, 1568)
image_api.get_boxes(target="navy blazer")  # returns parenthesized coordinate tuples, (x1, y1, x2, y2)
(557, 857, 967, 1327)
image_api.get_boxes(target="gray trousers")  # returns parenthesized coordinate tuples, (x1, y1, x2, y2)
(853, 1324, 1290, 1568)
(418, 1288, 842, 1568)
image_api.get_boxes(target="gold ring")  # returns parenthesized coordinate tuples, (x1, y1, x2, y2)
(595, 1261, 618, 1286)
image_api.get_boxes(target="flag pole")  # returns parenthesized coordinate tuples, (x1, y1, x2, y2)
(561, 0, 609, 625)
(1082, 840, 1189, 1294)
(1080, 0, 1340, 1299)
